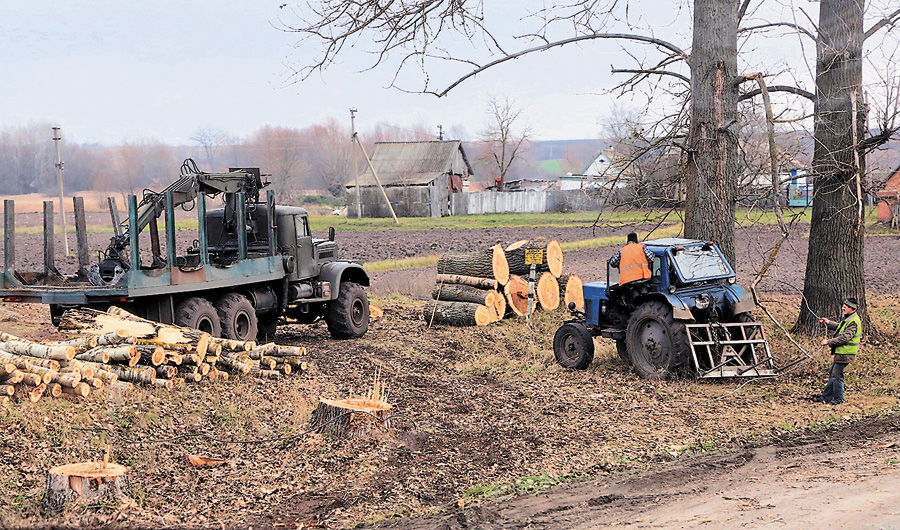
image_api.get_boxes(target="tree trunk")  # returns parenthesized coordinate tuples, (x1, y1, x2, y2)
(684, 0, 739, 266)
(0, 340, 75, 361)
(435, 274, 499, 290)
(436, 245, 510, 285)
(505, 239, 563, 278)
(431, 283, 496, 305)
(423, 300, 492, 326)
(45, 462, 130, 512)
(795, 0, 867, 333)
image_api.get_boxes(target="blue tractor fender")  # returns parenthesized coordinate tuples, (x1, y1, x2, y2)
(726, 284, 756, 316)
(318, 262, 370, 300)
(650, 293, 694, 321)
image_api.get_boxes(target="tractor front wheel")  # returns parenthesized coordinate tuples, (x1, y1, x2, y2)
(625, 300, 690, 380)
(553, 323, 595, 370)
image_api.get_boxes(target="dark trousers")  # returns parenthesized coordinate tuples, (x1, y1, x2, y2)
(821, 362, 848, 403)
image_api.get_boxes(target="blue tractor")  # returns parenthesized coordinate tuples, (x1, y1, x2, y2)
(553, 238, 777, 379)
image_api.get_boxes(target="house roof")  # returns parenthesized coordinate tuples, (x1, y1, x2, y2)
(352, 141, 474, 187)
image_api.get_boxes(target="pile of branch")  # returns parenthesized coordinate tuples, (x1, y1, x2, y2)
(0, 307, 307, 404)
(425, 238, 583, 326)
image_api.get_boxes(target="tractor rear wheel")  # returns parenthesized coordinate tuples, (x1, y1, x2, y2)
(175, 297, 221, 337)
(625, 300, 690, 380)
(553, 323, 594, 370)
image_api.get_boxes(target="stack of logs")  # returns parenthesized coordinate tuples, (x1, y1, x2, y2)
(425, 239, 584, 327)
(0, 306, 307, 405)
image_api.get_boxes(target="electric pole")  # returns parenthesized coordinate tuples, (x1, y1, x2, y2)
(350, 108, 362, 219)
(437, 124, 443, 141)
(52, 126, 70, 256)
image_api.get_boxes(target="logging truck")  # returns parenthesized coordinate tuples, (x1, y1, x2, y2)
(0, 159, 370, 342)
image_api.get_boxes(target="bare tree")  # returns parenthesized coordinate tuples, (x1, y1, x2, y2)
(298, 118, 354, 196)
(191, 127, 230, 168)
(242, 125, 307, 203)
(0, 123, 56, 195)
(479, 95, 532, 191)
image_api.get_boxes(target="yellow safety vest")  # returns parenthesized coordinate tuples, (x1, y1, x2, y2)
(834, 312, 862, 355)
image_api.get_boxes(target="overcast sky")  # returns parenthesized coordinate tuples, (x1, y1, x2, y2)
(1, 1, 895, 147)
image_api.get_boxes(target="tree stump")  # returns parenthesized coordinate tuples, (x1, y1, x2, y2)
(310, 398, 393, 437)
(45, 462, 130, 511)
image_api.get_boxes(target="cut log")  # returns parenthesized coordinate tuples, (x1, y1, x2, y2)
(431, 283, 496, 305)
(0, 361, 17, 378)
(272, 345, 306, 357)
(0, 354, 58, 372)
(369, 303, 383, 320)
(248, 343, 278, 360)
(61, 308, 209, 356)
(164, 352, 184, 365)
(537, 272, 561, 311)
(209, 337, 255, 353)
(275, 363, 292, 375)
(559, 273, 585, 311)
(19, 372, 46, 386)
(152, 378, 173, 390)
(435, 273, 499, 290)
(0, 340, 75, 361)
(107, 381, 133, 393)
(53, 336, 98, 352)
(59, 361, 95, 380)
(29, 383, 47, 402)
(61, 382, 91, 398)
(258, 369, 282, 379)
(259, 356, 277, 370)
(0, 384, 14, 396)
(492, 290, 507, 321)
(44, 462, 130, 512)
(94, 369, 119, 384)
(74, 349, 110, 364)
(423, 300, 492, 327)
(1, 370, 24, 384)
(99, 364, 155, 385)
(94, 330, 133, 347)
(89, 378, 103, 389)
(504, 239, 563, 278)
(49, 383, 63, 398)
(135, 345, 166, 366)
(503, 275, 530, 316)
(436, 245, 510, 285)
(155, 365, 177, 379)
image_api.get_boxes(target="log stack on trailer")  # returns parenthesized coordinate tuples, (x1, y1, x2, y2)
(425, 238, 584, 326)
(0, 306, 308, 403)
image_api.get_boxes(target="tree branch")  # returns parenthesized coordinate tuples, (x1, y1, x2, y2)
(433, 33, 688, 97)
(738, 85, 814, 102)
(864, 8, 900, 41)
(611, 67, 690, 85)
(739, 22, 815, 41)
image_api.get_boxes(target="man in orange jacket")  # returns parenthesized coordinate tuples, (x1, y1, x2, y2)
(608, 232, 654, 286)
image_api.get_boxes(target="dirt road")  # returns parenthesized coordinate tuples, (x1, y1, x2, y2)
(366, 416, 900, 529)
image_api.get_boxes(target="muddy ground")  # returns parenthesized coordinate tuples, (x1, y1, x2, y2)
(1, 216, 900, 529)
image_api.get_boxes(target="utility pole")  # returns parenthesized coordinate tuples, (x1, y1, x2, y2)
(51, 126, 70, 256)
(350, 108, 362, 219)
(437, 124, 443, 141)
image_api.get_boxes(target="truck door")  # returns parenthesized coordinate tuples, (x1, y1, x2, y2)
(294, 214, 316, 279)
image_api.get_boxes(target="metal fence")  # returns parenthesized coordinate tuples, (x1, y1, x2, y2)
(450, 190, 606, 215)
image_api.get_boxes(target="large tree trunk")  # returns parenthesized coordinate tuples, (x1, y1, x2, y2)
(795, 0, 867, 334)
(684, 0, 739, 266)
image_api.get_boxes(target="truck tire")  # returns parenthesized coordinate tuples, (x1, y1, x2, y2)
(553, 323, 594, 370)
(326, 282, 369, 339)
(625, 300, 690, 380)
(216, 293, 258, 342)
(175, 297, 221, 337)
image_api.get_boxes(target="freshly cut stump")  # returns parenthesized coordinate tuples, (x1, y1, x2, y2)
(423, 300, 492, 326)
(45, 462, 130, 511)
(310, 398, 393, 437)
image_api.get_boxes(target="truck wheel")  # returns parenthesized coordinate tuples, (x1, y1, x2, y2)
(553, 323, 594, 370)
(257, 316, 278, 342)
(216, 293, 258, 342)
(175, 297, 221, 337)
(326, 282, 369, 339)
(625, 300, 690, 380)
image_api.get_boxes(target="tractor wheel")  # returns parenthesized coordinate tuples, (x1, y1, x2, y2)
(216, 293, 258, 342)
(625, 300, 690, 380)
(175, 297, 221, 337)
(326, 282, 369, 339)
(553, 323, 595, 370)
(257, 315, 279, 342)
(616, 340, 630, 364)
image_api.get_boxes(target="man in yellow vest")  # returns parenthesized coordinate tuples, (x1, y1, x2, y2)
(608, 232, 654, 286)
(812, 297, 862, 405)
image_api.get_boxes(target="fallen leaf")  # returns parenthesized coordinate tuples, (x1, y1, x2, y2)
(185, 454, 230, 468)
